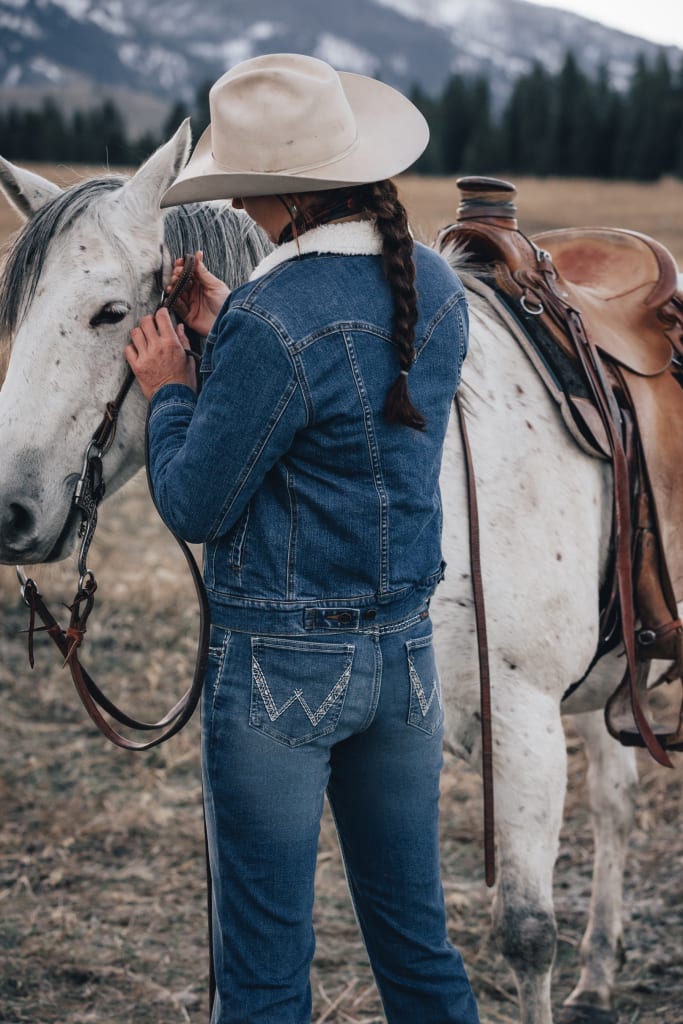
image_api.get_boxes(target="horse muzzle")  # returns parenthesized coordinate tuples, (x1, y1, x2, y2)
(0, 486, 80, 564)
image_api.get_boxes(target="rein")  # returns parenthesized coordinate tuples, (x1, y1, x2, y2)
(454, 393, 496, 887)
(16, 255, 210, 750)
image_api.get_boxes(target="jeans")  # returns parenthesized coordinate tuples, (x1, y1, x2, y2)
(201, 604, 479, 1024)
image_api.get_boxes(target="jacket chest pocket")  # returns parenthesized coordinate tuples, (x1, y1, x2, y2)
(249, 637, 355, 747)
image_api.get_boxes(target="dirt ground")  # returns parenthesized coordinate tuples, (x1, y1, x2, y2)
(0, 168, 682, 1023)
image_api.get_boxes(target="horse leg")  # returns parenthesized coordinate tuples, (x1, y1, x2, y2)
(558, 710, 638, 1024)
(489, 683, 568, 1024)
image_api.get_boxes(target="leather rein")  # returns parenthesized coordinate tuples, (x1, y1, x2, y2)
(16, 255, 210, 751)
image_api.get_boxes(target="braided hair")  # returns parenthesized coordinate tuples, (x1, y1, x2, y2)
(281, 180, 426, 430)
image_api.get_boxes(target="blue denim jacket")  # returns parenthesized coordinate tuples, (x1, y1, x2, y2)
(147, 221, 468, 633)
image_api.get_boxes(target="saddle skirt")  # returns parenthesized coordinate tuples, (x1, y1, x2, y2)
(533, 226, 679, 375)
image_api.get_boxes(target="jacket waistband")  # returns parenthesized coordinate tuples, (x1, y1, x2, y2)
(207, 584, 436, 635)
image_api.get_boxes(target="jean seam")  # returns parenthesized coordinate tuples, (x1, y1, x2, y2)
(358, 634, 382, 733)
(207, 628, 232, 755)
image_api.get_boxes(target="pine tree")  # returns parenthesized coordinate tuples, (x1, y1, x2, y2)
(460, 77, 503, 174)
(409, 85, 444, 174)
(501, 62, 554, 174)
(440, 74, 476, 174)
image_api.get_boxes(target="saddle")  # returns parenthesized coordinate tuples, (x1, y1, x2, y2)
(436, 177, 683, 764)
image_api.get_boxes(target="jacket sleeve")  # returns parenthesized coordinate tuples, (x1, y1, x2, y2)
(146, 305, 308, 543)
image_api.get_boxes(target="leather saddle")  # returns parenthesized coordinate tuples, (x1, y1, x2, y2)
(436, 176, 683, 763)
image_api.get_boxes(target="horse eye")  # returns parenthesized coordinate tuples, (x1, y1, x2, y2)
(89, 302, 130, 328)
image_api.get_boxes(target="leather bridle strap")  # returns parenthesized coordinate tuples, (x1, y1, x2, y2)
(18, 254, 211, 750)
(454, 393, 496, 887)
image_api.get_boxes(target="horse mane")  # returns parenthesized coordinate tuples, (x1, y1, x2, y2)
(163, 202, 272, 290)
(0, 174, 272, 346)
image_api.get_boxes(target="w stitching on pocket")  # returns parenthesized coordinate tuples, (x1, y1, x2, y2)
(252, 657, 351, 726)
(250, 638, 354, 747)
(406, 633, 443, 735)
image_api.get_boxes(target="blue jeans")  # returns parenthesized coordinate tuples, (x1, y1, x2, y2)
(201, 604, 479, 1024)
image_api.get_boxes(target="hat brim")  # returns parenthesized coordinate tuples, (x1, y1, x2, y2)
(160, 72, 429, 208)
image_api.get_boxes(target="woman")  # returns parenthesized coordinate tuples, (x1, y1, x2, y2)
(126, 53, 477, 1024)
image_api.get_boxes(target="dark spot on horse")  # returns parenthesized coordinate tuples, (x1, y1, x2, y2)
(516, 384, 524, 395)
(505, 659, 517, 671)
(55, 359, 60, 366)
(80, 245, 87, 251)
(526, 420, 534, 430)
(498, 902, 556, 973)
(71, 415, 77, 422)
(461, 572, 470, 580)
(59, 328, 67, 337)
(556, 552, 563, 561)
(84, 269, 90, 275)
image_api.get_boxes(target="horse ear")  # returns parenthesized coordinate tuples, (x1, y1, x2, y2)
(117, 119, 193, 218)
(0, 156, 62, 218)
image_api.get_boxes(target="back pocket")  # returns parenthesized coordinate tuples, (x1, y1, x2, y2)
(406, 634, 443, 735)
(250, 637, 355, 747)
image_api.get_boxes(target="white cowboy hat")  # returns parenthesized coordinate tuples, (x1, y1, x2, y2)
(160, 53, 429, 207)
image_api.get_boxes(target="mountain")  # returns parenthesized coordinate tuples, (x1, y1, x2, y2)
(0, 0, 679, 133)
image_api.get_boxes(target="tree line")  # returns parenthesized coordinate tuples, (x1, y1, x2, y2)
(412, 51, 683, 180)
(0, 50, 681, 180)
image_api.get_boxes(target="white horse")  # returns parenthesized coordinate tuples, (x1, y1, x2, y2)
(0, 124, 650, 1024)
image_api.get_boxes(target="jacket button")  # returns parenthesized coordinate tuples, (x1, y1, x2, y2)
(364, 609, 376, 620)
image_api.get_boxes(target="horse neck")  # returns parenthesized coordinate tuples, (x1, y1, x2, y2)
(163, 203, 273, 291)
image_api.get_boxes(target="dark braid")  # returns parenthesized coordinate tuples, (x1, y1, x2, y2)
(280, 181, 426, 430)
(362, 180, 425, 430)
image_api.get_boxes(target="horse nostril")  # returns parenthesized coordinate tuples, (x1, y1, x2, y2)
(3, 501, 36, 544)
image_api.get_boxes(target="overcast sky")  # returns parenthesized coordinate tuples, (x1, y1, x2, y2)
(529, 0, 683, 50)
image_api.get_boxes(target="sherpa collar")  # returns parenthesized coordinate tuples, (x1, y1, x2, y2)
(249, 219, 383, 281)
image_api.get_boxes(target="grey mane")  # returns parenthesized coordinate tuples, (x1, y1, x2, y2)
(163, 202, 272, 290)
(0, 174, 272, 343)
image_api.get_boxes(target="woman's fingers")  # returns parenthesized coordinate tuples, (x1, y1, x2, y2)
(132, 314, 160, 348)
(129, 310, 179, 356)
(167, 250, 203, 293)
(126, 308, 196, 400)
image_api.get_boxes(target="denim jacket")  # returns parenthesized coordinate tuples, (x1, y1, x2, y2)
(147, 220, 468, 633)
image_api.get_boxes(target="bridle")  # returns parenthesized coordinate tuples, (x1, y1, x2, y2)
(16, 254, 210, 750)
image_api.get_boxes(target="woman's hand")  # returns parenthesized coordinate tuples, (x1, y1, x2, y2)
(167, 250, 230, 336)
(125, 308, 197, 401)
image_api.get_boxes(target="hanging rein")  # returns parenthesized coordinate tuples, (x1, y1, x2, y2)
(17, 254, 211, 750)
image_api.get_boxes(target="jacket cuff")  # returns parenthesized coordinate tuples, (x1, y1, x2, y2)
(149, 383, 197, 415)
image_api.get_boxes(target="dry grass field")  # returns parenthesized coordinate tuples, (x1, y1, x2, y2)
(0, 162, 682, 1024)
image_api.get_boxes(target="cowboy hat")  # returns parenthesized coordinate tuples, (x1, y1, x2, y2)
(160, 53, 429, 207)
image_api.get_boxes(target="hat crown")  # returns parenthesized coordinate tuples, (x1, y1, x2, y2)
(209, 54, 358, 175)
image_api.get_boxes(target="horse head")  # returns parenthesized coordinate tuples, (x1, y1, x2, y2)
(0, 124, 269, 565)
